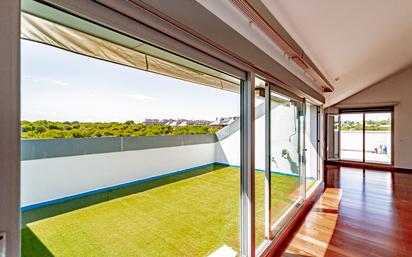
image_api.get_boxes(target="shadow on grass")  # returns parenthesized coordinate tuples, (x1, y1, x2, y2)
(22, 164, 227, 227)
(21, 227, 54, 257)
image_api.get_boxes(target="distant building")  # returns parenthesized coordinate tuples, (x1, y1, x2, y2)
(192, 120, 210, 126)
(209, 116, 239, 128)
(177, 121, 188, 127)
(142, 117, 239, 127)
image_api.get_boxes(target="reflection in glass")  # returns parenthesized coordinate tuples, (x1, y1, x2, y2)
(254, 78, 266, 247)
(269, 92, 303, 234)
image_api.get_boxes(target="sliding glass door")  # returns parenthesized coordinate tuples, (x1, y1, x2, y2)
(327, 109, 393, 165)
(267, 86, 305, 238)
(20, 1, 327, 256)
(365, 112, 392, 164)
(326, 114, 340, 160)
(254, 80, 322, 254)
(305, 103, 320, 192)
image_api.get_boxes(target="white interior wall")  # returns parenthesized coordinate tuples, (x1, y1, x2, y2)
(336, 65, 412, 169)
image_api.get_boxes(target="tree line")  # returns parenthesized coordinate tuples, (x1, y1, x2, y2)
(21, 120, 220, 139)
(340, 119, 391, 131)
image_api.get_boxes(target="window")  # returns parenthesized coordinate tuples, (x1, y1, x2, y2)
(21, 8, 243, 257)
(254, 77, 267, 248)
(327, 108, 393, 165)
(326, 114, 340, 160)
(365, 112, 392, 164)
(268, 89, 304, 236)
(305, 103, 320, 191)
(340, 113, 364, 162)
(20, 1, 325, 256)
(255, 80, 321, 255)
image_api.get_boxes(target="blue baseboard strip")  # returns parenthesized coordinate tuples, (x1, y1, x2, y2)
(214, 162, 301, 177)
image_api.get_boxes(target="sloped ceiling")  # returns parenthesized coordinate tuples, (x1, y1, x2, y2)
(260, 0, 412, 106)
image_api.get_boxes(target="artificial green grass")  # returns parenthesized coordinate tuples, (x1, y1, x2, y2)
(21, 165, 219, 227)
(22, 165, 315, 257)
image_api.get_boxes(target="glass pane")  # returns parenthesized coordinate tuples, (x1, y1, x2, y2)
(269, 91, 303, 233)
(326, 114, 340, 160)
(254, 78, 266, 247)
(340, 113, 364, 161)
(365, 112, 392, 164)
(305, 103, 319, 191)
(21, 24, 241, 257)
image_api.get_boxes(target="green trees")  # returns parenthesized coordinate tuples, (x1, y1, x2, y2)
(340, 119, 391, 131)
(20, 120, 220, 139)
(173, 126, 216, 135)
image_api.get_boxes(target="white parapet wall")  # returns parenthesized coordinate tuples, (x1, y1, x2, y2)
(21, 143, 216, 208)
(21, 103, 320, 209)
(214, 102, 267, 170)
(215, 102, 309, 176)
(215, 114, 266, 171)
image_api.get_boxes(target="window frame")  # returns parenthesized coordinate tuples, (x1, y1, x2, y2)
(13, 1, 327, 257)
(256, 81, 323, 256)
(338, 107, 394, 165)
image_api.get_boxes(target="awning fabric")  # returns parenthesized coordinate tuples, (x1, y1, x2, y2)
(21, 13, 240, 93)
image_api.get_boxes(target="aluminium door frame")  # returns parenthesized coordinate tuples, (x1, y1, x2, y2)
(316, 106, 321, 182)
(264, 82, 271, 241)
(240, 72, 256, 257)
(301, 98, 307, 201)
(304, 103, 324, 198)
(338, 108, 394, 166)
(264, 83, 306, 241)
(325, 113, 340, 161)
(24, 1, 256, 257)
(364, 110, 394, 166)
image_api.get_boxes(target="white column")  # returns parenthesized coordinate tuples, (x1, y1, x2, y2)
(0, 0, 20, 256)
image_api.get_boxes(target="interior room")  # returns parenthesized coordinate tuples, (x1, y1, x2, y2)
(1, 1, 412, 256)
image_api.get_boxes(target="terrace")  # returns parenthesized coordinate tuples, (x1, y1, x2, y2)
(22, 164, 311, 256)
(21, 117, 316, 256)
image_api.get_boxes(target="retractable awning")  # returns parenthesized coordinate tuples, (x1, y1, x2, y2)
(21, 12, 240, 93)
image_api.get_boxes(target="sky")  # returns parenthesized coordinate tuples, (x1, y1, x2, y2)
(21, 40, 240, 122)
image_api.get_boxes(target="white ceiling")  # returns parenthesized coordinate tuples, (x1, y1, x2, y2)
(261, 0, 412, 106)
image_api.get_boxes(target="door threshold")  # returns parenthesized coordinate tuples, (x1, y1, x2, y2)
(325, 160, 395, 171)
